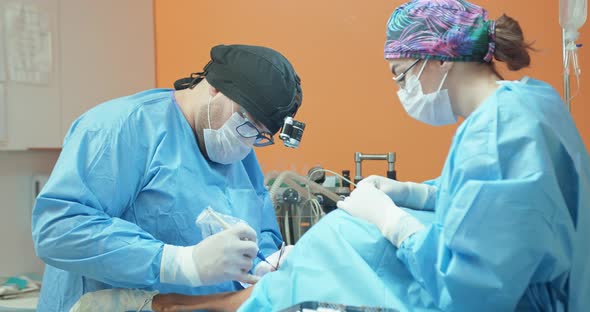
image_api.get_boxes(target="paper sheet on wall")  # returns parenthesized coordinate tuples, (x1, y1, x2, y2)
(0, 83, 6, 142)
(4, 2, 52, 85)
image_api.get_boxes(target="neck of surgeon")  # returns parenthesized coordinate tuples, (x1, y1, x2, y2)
(449, 62, 502, 119)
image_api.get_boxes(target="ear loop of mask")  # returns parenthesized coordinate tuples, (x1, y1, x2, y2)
(416, 60, 450, 93)
(207, 96, 213, 130)
(207, 96, 237, 130)
(438, 71, 449, 92)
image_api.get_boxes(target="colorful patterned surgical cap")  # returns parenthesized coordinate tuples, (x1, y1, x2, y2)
(384, 0, 496, 62)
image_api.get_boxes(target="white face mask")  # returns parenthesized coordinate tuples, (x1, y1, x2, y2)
(397, 60, 457, 126)
(203, 96, 256, 164)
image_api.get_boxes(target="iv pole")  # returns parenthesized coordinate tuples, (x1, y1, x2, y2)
(563, 28, 572, 112)
(560, 0, 587, 113)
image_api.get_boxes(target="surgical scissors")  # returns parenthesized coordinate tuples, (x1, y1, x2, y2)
(275, 242, 286, 270)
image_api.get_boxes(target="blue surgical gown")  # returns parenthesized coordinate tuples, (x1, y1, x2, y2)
(31, 89, 283, 312)
(397, 78, 590, 311)
(241, 78, 590, 311)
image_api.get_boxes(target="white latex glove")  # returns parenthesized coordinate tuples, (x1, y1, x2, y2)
(358, 175, 437, 210)
(252, 245, 295, 277)
(160, 223, 260, 287)
(69, 289, 158, 312)
(337, 183, 424, 247)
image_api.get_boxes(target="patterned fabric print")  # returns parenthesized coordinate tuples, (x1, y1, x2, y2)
(385, 0, 495, 62)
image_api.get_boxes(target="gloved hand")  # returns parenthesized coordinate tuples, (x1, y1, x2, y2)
(69, 288, 158, 312)
(337, 183, 424, 247)
(160, 223, 260, 287)
(358, 175, 437, 210)
(252, 245, 295, 277)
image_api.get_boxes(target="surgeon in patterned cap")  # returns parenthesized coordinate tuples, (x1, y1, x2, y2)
(338, 0, 590, 311)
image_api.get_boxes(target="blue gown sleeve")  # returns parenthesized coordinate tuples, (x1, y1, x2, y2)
(32, 126, 164, 288)
(241, 152, 282, 268)
(396, 106, 572, 310)
(254, 190, 283, 267)
(418, 177, 439, 211)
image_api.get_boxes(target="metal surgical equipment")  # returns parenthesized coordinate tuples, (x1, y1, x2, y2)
(353, 152, 397, 184)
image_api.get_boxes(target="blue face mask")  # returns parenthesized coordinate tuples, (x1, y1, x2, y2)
(203, 97, 255, 164)
(396, 60, 457, 126)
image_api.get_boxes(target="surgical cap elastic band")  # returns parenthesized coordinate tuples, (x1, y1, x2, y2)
(483, 20, 497, 62)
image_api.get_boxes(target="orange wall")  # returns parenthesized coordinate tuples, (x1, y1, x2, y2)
(154, 0, 589, 181)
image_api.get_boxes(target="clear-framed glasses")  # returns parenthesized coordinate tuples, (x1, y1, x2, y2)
(392, 59, 421, 88)
(235, 107, 275, 147)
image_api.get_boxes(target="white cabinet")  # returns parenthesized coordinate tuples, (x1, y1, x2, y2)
(0, 0, 155, 150)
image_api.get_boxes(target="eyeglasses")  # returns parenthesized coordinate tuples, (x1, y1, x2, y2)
(392, 59, 421, 88)
(235, 107, 275, 147)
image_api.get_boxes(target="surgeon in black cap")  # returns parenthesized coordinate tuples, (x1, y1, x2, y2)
(31, 44, 304, 311)
(174, 44, 305, 163)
